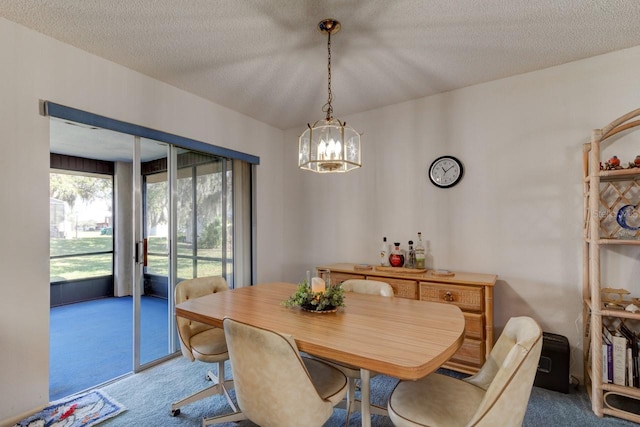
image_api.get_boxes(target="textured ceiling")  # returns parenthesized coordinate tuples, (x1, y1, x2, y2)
(2, 0, 640, 131)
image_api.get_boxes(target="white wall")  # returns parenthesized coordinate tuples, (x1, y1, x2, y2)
(0, 18, 284, 424)
(283, 45, 640, 381)
(4, 11, 640, 422)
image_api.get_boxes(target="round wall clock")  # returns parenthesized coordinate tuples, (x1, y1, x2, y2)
(428, 156, 464, 188)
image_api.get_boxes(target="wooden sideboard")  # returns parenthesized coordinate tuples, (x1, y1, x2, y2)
(317, 263, 497, 375)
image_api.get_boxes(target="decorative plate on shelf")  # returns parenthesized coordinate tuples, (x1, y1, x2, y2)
(430, 269, 455, 277)
(616, 204, 640, 230)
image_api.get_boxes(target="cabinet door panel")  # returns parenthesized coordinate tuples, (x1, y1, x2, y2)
(463, 312, 484, 340)
(450, 338, 484, 367)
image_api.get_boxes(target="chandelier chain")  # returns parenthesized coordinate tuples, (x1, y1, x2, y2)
(323, 30, 334, 120)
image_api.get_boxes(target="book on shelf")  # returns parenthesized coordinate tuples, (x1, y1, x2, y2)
(618, 321, 639, 387)
(628, 348, 634, 388)
(612, 333, 628, 386)
(602, 330, 613, 383)
(603, 325, 614, 343)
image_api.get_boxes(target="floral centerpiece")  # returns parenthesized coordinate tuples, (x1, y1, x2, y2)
(282, 279, 345, 312)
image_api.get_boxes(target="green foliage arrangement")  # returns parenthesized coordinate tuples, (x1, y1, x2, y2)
(282, 280, 345, 312)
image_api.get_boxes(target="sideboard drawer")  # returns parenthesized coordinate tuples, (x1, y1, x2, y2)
(450, 337, 485, 368)
(463, 312, 484, 340)
(371, 277, 418, 299)
(420, 282, 484, 312)
(328, 272, 364, 285)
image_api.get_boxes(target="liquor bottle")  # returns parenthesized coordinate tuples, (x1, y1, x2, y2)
(389, 242, 405, 267)
(415, 232, 426, 269)
(425, 240, 434, 270)
(405, 240, 416, 269)
(380, 237, 390, 266)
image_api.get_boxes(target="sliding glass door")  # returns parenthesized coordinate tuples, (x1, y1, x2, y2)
(133, 143, 236, 369)
(47, 103, 256, 397)
(134, 137, 173, 367)
(175, 150, 233, 282)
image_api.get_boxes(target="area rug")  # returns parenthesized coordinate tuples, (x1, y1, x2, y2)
(13, 389, 126, 427)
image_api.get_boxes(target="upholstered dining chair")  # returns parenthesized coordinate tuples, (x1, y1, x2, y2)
(201, 317, 348, 427)
(387, 316, 543, 427)
(328, 279, 394, 425)
(340, 278, 395, 297)
(170, 276, 236, 419)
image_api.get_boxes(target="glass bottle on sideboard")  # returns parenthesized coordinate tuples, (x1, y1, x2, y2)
(405, 240, 416, 268)
(415, 232, 425, 269)
(380, 237, 390, 266)
(425, 240, 434, 270)
(389, 242, 405, 267)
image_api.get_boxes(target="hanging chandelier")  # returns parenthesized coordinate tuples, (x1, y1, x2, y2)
(298, 19, 361, 173)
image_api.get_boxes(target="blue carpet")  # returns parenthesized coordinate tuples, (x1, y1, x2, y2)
(100, 356, 639, 426)
(50, 296, 169, 401)
(54, 300, 640, 426)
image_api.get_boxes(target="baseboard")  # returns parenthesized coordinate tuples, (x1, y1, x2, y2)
(1, 404, 47, 427)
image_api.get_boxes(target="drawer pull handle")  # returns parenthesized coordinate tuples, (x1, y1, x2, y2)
(443, 291, 454, 302)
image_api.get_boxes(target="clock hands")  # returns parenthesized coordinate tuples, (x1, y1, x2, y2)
(441, 165, 455, 174)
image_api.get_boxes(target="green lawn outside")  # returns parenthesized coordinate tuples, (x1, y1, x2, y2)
(147, 255, 224, 278)
(50, 253, 113, 281)
(50, 233, 112, 257)
(51, 234, 227, 281)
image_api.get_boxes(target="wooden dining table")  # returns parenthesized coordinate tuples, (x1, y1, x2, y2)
(175, 282, 465, 427)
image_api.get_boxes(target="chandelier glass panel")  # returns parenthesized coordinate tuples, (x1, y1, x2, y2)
(298, 19, 361, 173)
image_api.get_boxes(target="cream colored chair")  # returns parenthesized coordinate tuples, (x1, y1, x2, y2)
(388, 316, 543, 427)
(341, 278, 395, 297)
(202, 318, 348, 427)
(330, 279, 395, 424)
(170, 276, 236, 418)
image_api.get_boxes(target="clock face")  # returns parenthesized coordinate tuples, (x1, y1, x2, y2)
(429, 156, 464, 188)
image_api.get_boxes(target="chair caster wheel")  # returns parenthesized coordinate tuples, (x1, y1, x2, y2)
(171, 408, 180, 417)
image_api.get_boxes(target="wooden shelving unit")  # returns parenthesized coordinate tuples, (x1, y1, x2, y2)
(583, 108, 640, 423)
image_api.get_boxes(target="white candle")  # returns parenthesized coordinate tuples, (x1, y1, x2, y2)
(311, 277, 326, 293)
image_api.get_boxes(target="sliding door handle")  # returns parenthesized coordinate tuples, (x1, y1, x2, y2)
(135, 240, 147, 265)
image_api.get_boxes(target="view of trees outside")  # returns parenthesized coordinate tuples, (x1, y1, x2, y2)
(50, 159, 232, 283)
(49, 171, 113, 281)
(145, 161, 231, 280)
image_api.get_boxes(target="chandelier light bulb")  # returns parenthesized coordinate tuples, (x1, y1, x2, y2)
(327, 138, 335, 159)
(318, 140, 326, 160)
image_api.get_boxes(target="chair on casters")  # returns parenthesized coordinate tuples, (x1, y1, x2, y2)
(170, 276, 236, 418)
(327, 279, 394, 425)
(201, 317, 348, 427)
(387, 316, 543, 427)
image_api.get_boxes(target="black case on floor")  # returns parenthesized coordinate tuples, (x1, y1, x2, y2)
(534, 332, 570, 393)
